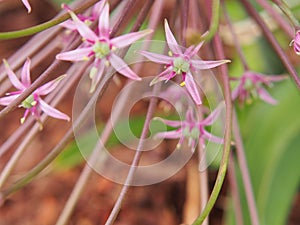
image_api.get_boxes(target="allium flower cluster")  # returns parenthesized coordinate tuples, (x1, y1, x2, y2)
(231, 71, 287, 105)
(140, 20, 230, 105)
(57, 1, 152, 92)
(0, 59, 70, 124)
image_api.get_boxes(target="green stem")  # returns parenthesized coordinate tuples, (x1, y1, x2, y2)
(0, 0, 99, 40)
(201, 0, 220, 42)
(192, 32, 232, 225)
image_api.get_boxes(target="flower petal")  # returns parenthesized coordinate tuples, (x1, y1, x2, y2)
(202, 129, 224, 144)
(257, 87, 278, 105)
(56, 47, 93, 61)
(92, 0, 105, 18)
(21, 58, 31, 87)
(153, 117, 182, 127)
(139, 50, 172, 64)
(69, 10, 98, 41)
(164, 19, 182, 54)
(36, 75, 66, 96)
(150, 68, 174, 86)
(3, 59, 25, 90)
(191, 59, 230, 70)
(39, 98, 70, 121)
(109, 53, 141, 80)
(111, 29, 152, 48)
(184, 42, 204, 58)
(201, 102, 224, 126)
(155, 129, 182, 139)
(22, 0, 31, 13)
(98, 3, 110, 38)
(0, 94, 19, 106)
(185, 72, 201, 105)
(90, 62, 105, 93)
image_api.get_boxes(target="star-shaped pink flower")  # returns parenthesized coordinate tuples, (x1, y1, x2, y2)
(56, 2, 152, 92)
(139, 19, 230, 105)
(0, 59, 70, 124)
(231, 71, 287, 105)
(154, 104, 224, 150)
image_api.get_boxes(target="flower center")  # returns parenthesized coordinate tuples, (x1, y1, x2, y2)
(21, 94, 37, 109)
(183, 126, 200, 139)
(244, 78, 255, 91)
(173, 57, 190, 75)
(92, 41, 111, 59)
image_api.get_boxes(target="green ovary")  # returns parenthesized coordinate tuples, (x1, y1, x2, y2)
(93, 41, 111, 59)
(21, 95, 36, 109)
(173, 57, 190, 74)
(183, 127, 200, 139)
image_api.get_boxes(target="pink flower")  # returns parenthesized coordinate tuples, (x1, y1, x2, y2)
(231, 71, 287, 105)
(290, 30, 300, 55)
(154, 104, 224, 150)
(56, 2, 152, 92)
(139, 19, 230, 105)
(0, 59, 70, 124)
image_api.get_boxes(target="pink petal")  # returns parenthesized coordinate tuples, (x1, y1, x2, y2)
(154, 117, 182, 127)
(202, 129, 224, 144)
(56, 47, 93, 61)
(109, 54, 141, 80)
(201, 102, 224, 126)
(22, 0, 31, 13)
(111, 29, 152, 48)
(149, 68, 174, 86)
(69, 11, 98, 41)
(92, 0, 105, 18)
(185, 109, 196, 123)
(90, 62, 105, 93)
(21, 58, 31, 87)
(155, 129, 182, 139)
(257, 87, 278, 105)
(139, 50, 172, 64)
(39, 98, 70, 121)
(164, 19, 182, 55)
(191, 59, 230, 70)
(98, 3, 110, 38)
(0, 94, 19, 106)
(3, 59, 25, 90)
(36, 75, 66, 96)
(60, 20, 77, 31)
(184, 42, 204, 58)
(185, 72, 202, 105)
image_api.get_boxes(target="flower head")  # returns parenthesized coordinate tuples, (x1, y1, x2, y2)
(0, 59, 70, 124)
(56, 2, 152, 92)
(231, 71, 287, 105)
(139, 19, 230, 105)
(154, 104, 224, 150)
(290, 30, 300, 55)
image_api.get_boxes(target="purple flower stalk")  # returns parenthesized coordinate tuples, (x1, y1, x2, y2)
(56, 1, 152, 92)
(290, 30, 300, 55)
(154, 104, 224, 150)
(139, 19, 230, 105)
(0, 59, 70, 124)
(231, 71, 287, 105)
